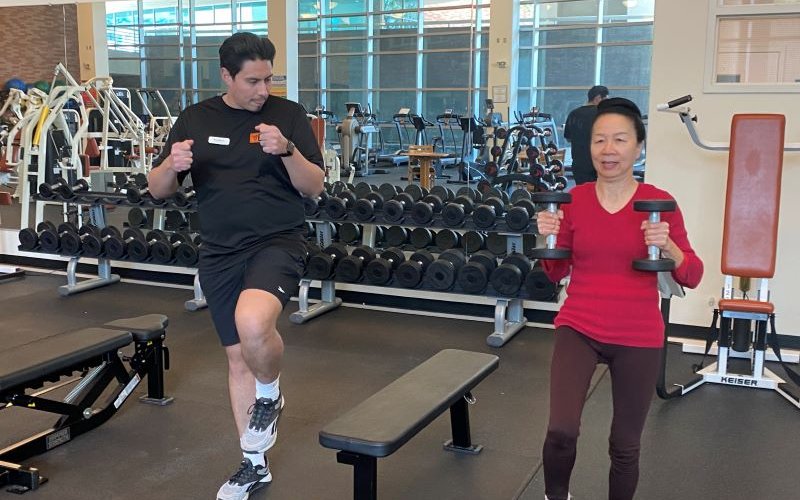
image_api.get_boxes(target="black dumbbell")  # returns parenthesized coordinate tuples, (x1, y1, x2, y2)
(336, 245, 376, 282)
(473, 196, 505, 229)
(410, 194, 445, 225)
(463, 231, 485, 252)
(126, 181, 160, 205)
(490, 253, 533, 296)
(456, 186, 481, 202)
(165, 210, 188, 231)
(365, 247, 406, 285)
(403, 184, 427, 202)
(457, 250, 497, 294)
(384, 225, 409, 248)
(382, 191, 415, 224)
(506, 198, 537, 231)
(306, 242, 348, 280)
(105, 227, 144, 259)
(188, 211, 201, 232)
(18, 221, 56, 251)
(128, 207, 151, 228)
(353, 181, 378, 199)
(377, 183, 401, 202)
(39, 178, 89, 199)
(127, 229, 166, 262)
(632, 199, 677, 271)
(303, 191, 329, 217)
(441, 196, 475, 227)
(486, 232, 507, 256)
(151, 231, 192, 264)
(530, 191, 572, 260)
(81, 226, 122, 257)
(426, 249, 466, 291)
(430, 185, 455, 203)
(60, 224, 101, 255)
(338, 222, 361, 245)
(172, 232, 201, 266)
(510, 188, 532, 205)
(353, 191, 385, 222)
(39, 222, 78, 252)
(410, 227, 435, 249)
(435, 229, 461, 251)
(172, 188, 196, 208)
(525, 263, 558, 301)
(325, 190, 356, 220)
(395, 249, 435, 288)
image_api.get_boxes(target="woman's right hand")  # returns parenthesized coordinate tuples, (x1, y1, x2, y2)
(536, 209, 563, 237)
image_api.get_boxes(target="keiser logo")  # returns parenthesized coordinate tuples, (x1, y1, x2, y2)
(721, 376, 759, 387)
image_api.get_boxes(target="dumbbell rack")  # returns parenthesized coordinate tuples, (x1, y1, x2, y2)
(56, 203, 121, 296)
(26, 192, 206, 309)
(293, 211, 558, 347)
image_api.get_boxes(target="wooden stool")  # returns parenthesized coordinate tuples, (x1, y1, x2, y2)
(404, 145, 449, 191)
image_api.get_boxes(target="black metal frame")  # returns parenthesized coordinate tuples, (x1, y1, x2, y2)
(0, 335, 169, 493)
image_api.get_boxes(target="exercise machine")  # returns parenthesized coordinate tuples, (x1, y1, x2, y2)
(657, 95, 800, 409)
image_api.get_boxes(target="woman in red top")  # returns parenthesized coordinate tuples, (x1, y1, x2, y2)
(537, 97, 703, 500)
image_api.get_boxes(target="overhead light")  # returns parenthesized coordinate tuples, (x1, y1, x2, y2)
(623, 0, 638, 7)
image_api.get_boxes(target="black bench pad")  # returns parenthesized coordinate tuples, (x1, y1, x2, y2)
(104, 314, 168, 342)
(0, 328, 132, 394)
(319, 349, 499, 457)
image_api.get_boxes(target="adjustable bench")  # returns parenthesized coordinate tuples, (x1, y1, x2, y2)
(319, 349, 499, 500)
(0, 314, 171, 494)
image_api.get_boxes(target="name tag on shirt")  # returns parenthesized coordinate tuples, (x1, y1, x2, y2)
(208, 136, 230, 146)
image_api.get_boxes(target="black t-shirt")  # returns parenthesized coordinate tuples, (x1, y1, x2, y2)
(564, 104, 598, 184)
(155, 95, 323, 256)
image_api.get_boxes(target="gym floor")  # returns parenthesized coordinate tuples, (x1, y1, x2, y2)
(1, 273, 798, 499)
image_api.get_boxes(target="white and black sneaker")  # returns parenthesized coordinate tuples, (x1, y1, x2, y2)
(240, 394, 284, 453)
(216, 457, 272, 500)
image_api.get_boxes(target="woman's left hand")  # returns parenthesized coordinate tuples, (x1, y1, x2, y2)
(641, 220, 670, 250)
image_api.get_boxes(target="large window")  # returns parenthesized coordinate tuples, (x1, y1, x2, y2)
(517, 0, 655, 147)
(707, 0, 800, 92)
(106, 0, 269, 114)
(298, 0, 490, 151)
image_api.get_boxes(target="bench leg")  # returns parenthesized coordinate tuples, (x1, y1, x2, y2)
(0, 460, 47, 493)
(336, 451, 377, 500)
(136, 339, 174, 406)
(443, 393, 483, 455)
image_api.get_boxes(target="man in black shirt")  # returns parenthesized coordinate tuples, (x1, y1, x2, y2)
(147, 32, 324, 500)
(564, 85, 609, 185)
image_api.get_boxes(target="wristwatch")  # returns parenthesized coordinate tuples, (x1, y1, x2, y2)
(279, 140, 295, 157)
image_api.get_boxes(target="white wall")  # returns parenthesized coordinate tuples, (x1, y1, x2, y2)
(647, 0, 800, 335)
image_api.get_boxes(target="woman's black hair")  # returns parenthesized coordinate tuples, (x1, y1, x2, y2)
(219, 32, 276, 79)
(593, 97, 646, 143)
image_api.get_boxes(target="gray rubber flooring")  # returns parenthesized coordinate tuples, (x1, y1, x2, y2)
(1, 272, 798, 499)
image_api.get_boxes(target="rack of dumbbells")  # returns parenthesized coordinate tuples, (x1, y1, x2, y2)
(17, 173, 205, 308)
(295, 180, 562, 347)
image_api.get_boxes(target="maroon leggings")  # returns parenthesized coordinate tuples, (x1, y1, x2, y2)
(543, 326, 662, 500)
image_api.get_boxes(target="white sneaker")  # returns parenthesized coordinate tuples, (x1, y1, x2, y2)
(216, 457, 271, 500)
(239, 394, 284, 453)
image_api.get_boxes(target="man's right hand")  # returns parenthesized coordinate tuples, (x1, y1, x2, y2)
(170, 139, 194, 172)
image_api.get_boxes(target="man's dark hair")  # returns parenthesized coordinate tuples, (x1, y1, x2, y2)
(587, 85, 609, 101)
(594, 97, 646, 144)
(219, 32, 276, 78)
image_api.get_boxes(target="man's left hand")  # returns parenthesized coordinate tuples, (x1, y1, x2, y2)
(255, 123, 289, 155)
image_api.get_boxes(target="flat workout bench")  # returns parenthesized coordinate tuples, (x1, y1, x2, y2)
(0, 314, 171, 494)
(319, 349, 499, 500)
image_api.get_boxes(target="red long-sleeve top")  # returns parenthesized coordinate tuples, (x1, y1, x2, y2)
(541, 182, 704, 348)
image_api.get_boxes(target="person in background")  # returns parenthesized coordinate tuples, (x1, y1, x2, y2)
(564, 85, 609, 185)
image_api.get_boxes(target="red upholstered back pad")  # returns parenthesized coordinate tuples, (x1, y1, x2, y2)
(722, 114, 785, 278)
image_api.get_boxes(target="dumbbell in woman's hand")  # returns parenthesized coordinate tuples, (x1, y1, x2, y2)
(531, 191, 572, 259)
(632, 199, 677, 272)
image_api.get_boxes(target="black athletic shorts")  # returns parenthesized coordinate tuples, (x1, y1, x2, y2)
(198, 233, 307, 346)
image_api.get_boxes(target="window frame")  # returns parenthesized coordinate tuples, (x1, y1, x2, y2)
(704, 0, 800, 93)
